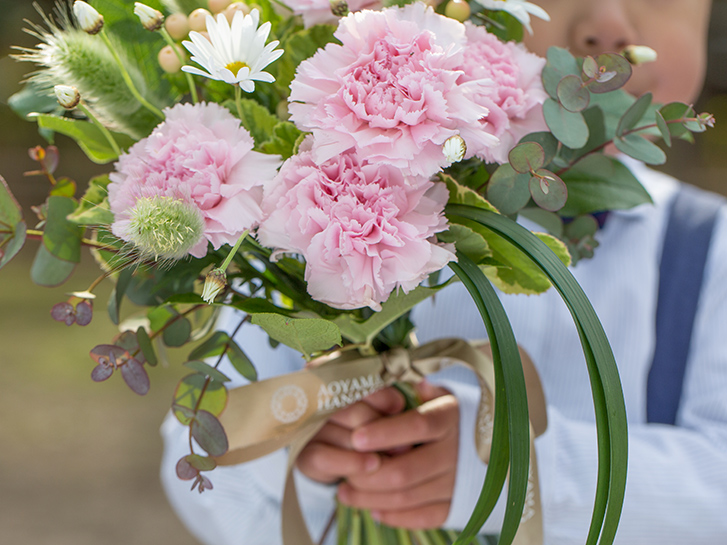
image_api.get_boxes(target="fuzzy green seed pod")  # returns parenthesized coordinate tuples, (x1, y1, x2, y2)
(126, 196, 206, 261)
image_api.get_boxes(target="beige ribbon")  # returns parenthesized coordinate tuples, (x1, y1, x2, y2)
(217, 338, 544, 545)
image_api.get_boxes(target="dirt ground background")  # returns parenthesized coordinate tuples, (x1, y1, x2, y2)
(2, 1, 727, 545)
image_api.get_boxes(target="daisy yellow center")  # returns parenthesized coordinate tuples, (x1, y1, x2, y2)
(226, 61, 249, 77)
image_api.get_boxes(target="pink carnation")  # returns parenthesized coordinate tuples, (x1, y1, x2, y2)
(108, 102, 281, 258)
(288, 3, 496, 178)
(286, 0, 381, 27)
(459, 23, 548, 164)
(258, 145, 456, 310)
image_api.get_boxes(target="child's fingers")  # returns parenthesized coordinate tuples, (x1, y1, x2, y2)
(372, 502, 451, 530)
(346, 438, 454, 491)
(361, 386, 406, 415)
(311, 421, 355, 450)
(296, 442, 381, 484)
(328, 386, 405, 429)
(351, 394, 458, 453)
(337, 471, 454, 512)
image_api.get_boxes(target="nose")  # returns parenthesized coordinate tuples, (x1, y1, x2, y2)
(570, 3, 639, 56)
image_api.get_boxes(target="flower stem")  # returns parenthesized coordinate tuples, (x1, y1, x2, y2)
(220, 230, 249, 271)
(235, 84, 244, 121)
(160, 27, 198, 104)
(77, 102, 122, 157)
(100, 29, 165, 119)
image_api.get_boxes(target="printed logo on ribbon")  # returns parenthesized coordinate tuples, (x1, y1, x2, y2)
(271, 384, 309, 423)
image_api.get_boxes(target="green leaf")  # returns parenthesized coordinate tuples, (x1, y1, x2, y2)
(333, 284, 447, 346)
(586, 53, 633, 94)
(655, 110, 672, 147)
(508, 142, 545, 174)
(450, 254, 528, 545)
(0, 176, 27, 270)
(441, 174, 498, 212)
(251, 314, 342, 357)
(260, 122, 303, 159)
(486, 164, 531, 216)
(191, 410, 229, 457)
(557, 74, 591, 112)
(560, 155, 653, 216)
(274, 24, 338, 92)
(188, 331, 232, 360)
(43, 196, 84, 263)
(184, 360, 231, 383)
(108, 267, 133, 325)
(543, 98, 589, 149)
(30, 243, 76, 287)
(438, 224, 491, 264)
(67, 175, 114, 226)
(614, 134, 667, 165)
(173, 373, 228, 425)
(136, 326, 158, 367)
(616, 92, 653, 137)
(446, 206, 628, 545)
(519, 208, 564, 238)
(228, 98, 280, 147)
(163, 315, 192, 347)
(529, 169, 567, 212)
(31, 114, 136, 164)
(518, 132, 559, 166)
(542, 47, 580, 98)
(226, 340, 257, 381)
(659, 102, 694, 139)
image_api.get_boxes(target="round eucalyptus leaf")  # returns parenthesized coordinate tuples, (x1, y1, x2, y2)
(582, 56, 599, 79)
(557, 75, 590, 112)
(163, 315, 192, 347)
(508, 142, 545, 174)
(173, 373, 229, 425)
(529, 169, 568, 212)
(586, 53, 632, 94)
(543, 98, 589, 149)
(486, 164, 531, 215)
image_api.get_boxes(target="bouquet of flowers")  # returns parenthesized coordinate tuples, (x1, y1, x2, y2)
(0, 0, 714, 543)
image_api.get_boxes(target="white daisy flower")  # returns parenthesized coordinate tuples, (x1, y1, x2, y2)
(182, 9, 284, 93)
(474, 0, 550, 34)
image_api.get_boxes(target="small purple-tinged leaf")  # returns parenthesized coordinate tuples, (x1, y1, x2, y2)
(91, 364, 114, 382)
(185, 454, 217, 472)
(51, 301, 75, 325)
(176, 456, 198, 480)
(197, 475, 213, 493)
(45, 146, 59, 173)
(89, 344, 127, 367)
(120, 358, 150, 396)
(74, 300, 93, 326)
(191, 410, 229, 457)
(585, 53, 632, 94)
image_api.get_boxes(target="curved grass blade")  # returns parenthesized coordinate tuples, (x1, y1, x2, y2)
(450, 254, 530, 545)
(447, 204, 628, 545)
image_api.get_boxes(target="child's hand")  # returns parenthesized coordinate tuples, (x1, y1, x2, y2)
(296, 381, 459, 529)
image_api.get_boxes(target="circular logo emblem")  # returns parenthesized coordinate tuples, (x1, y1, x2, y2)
(270, 385, 308, 424)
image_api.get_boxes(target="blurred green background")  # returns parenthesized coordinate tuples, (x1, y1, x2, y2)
(1, 1, 727, 544)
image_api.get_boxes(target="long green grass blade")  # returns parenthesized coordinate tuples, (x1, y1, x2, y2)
(450, 253, 530, 545)
(446, 204, 628, 545)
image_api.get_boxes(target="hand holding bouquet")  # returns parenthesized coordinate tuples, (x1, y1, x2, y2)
(0, 0, 715, 543)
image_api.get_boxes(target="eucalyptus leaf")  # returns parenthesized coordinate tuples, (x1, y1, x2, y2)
(518, 132, 559, 166)
(529, 169, 567, 212)
(184, 360, 232, 383)
(173, 373, 229, 425)
(43, 196, 84, 263)
(0, 176, 27, 270)
(486, 164, 531, 216)
(542, 47, 580, 98)
(136, 326, 158, 367)
(616, 93, 653, 137)
(251, 314, 341, 356)
(508, 142, 545, 174)
(32, 114, 136, 164)
(614, 134, 667, 165)
(227, 341, 257, 381)
(188, 331, 232, 360)
(108, 266, 133, 325)
(543, 98, 589, 149)
(192, 410, 229, 457)
(163, 315, 192, 347)
(30, 243, 76, 287)
(586, 53, 632, 94)
(557, 75, 590, 112)
(655, 110, 672, 147)
(560, 155, 653, 216)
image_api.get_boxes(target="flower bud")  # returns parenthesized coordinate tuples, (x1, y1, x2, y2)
(444, 0, 470, 22)
(621, 45, 658, 66)
(134, 2, 165, 32)
(73, 1, 104, 35)
(201, 268, 227, 304)
(164, 13, 190, 40)
(443, 135, 466, 164)
(223, 2, 250, 22)
(188, 8, 212, 32)
(329, 0, 349, 17)
(54, 85, 81, 109)
(158, 44, 185, 73)
(209, 0, 232, 13)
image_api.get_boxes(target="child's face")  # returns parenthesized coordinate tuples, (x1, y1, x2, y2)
(524, 0, 713, 104)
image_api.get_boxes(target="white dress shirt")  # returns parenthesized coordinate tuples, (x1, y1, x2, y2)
(160, 161, 727, 544)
